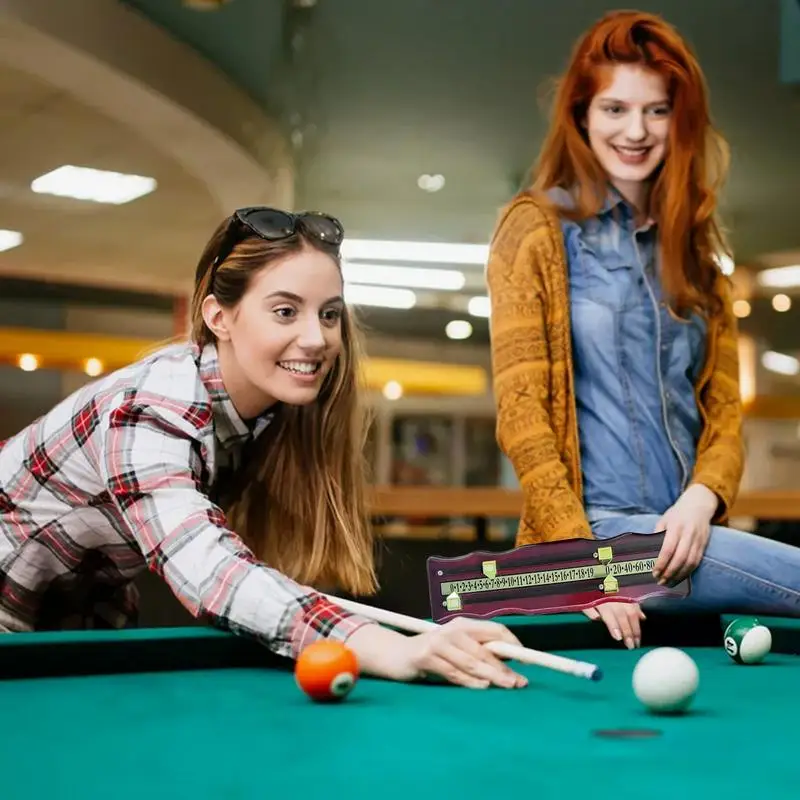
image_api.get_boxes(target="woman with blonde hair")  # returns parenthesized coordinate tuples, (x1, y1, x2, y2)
(0, 207, 527, 690)
(487, 10, 800, 648)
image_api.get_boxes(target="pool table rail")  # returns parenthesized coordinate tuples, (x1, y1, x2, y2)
(1, 613, 798, 681)
(0, 626, 287, 680)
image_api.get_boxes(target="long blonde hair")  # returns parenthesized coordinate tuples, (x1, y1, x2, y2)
(190, 216, 377, 595)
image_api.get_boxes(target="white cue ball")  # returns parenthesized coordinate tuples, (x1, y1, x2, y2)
(632, 647, 699, 714)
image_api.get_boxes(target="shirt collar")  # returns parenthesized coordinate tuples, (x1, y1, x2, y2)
(599, 185, 627, 215)
(549, 183, 643, 220)
(599, 184, 657, 230)
(195, 342, 274, 450)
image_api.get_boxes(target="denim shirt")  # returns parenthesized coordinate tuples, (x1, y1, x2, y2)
(549, 188, 707, 519)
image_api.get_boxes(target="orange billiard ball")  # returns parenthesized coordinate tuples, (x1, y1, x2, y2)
(295, 640, 359, 702)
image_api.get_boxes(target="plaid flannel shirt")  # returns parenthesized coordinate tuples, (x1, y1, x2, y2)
(0, 341, 374, 657)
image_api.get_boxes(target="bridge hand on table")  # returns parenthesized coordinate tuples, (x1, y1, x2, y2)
(405, 617, 530, 689)
(583, 602, 646, 649)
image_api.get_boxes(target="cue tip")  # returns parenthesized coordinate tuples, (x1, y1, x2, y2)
(590, 667, 603, 681)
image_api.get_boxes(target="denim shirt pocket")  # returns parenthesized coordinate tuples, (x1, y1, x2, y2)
(667, 308, 708, 383)
(565, 220, 638, 311)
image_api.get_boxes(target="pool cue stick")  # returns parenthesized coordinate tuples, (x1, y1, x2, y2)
(323, 594, 603, 682)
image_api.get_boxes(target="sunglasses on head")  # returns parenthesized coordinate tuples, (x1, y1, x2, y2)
(199, 207, 345, 285)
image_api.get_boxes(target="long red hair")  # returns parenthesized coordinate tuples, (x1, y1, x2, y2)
(533, 10, 730, 316)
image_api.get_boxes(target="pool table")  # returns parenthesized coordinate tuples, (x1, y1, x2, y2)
(2, 612, 798, 799)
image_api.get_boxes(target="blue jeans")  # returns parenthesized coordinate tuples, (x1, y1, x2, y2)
(591, 514, 800, 616)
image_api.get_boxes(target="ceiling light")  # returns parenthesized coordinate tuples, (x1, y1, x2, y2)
(18, 354, 38, 372)
(757, 265, 800, 289)
(467, 296, 490, 318)
(182, 0, 231, 9)
(445, 320, 473, 340)
(343, 262, 464, 291)
(31, 165, 157, 205)
(714, 253, 735, 275)
(417, 174, 445, 192)
(0, 230, 23, 252)
(84, 358, 104, 377)
(344, 284, 416, 309)
(382, 381, 403, 401)
(762, 350, 799, 376)
(732, 299, 751, 318)
(342, 239, 488, 265)
(772, 293, 792, 312)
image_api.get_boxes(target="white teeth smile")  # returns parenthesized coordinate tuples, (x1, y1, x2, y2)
(278, 361, 321, 375)
(614, 146, 649, 154)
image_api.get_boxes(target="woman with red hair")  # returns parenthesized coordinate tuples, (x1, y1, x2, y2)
(487, 10, 800, 647)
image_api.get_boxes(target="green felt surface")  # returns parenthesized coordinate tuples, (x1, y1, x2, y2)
(1, 637, 798, 799)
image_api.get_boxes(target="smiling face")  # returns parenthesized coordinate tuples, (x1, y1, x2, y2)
(202, 246, 345, 419)
(585, 63, 672, 208)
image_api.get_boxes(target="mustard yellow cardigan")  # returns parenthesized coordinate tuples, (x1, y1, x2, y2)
(486, 191, 745, 546)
